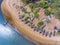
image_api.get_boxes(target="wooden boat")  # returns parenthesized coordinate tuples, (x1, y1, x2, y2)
(1, 0, 60, 45)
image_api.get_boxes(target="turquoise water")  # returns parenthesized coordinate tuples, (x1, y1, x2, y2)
(0, 0, 35, 45)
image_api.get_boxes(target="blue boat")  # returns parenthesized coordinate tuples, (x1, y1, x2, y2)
(47, 0, 51, 3)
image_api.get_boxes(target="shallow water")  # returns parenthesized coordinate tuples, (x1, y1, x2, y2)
(0, 0, 35, 45)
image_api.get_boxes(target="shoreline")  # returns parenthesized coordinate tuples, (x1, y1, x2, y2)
(1, 0, 60, 45)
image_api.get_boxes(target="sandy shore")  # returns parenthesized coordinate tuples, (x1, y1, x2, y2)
(1, 0, 60, 45)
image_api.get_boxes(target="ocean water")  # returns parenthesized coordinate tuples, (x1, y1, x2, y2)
(0, 0, 35, 45)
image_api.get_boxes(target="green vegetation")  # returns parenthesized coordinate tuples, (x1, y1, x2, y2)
(50, 0, 55, 3)
(22, 9, 27, 13)
(29, 4, 34, 12)
(40, 1, 49, 8)
(25, 15, 30, 21)
(45, 8, 57, 16)
(25, 0, 34, 3)
(33, 10, 39, 19)
(51, 0, 60, 8)
(55, 12, 60, 19)
(22, 0, 37, 5)
(34, 13, 39, 19)
(51, 9, 57, 14)
(45, 10, 51, 16)
(29, 4, 40, 11)
(50, 0, 60, 19)
(29, 4, 39, 19)
(37, 22, 43, 28)
(25, 16, 30, 20)
(58, 32, 60, 35)
(22, 0, 33, 6)
(24, 13, 30, 21)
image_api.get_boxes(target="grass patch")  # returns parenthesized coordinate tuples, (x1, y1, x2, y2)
(58, 32, 60, 35)
(45, 10, 51, 16)
(40, 1, 49, 8)
(37, 22, 43, 28)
